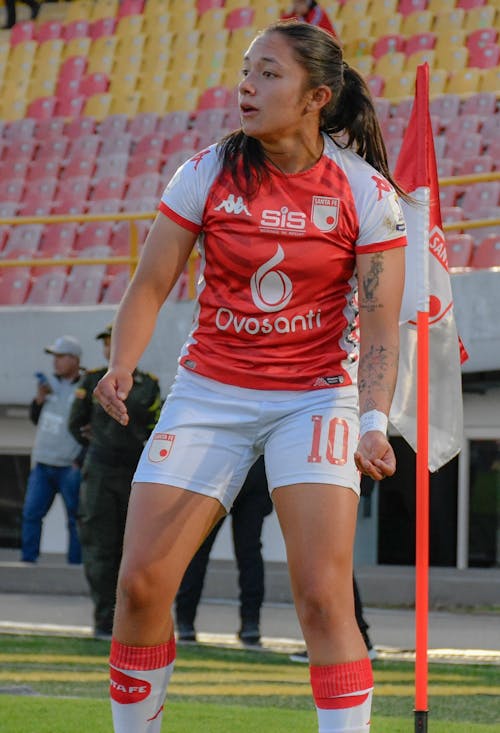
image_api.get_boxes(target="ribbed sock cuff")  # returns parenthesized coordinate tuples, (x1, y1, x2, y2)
(310, 658, 373, 699)
(110, 636, 176, 671)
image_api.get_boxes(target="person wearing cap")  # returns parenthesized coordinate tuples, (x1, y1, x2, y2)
(69, 325, 161, 640)
(20, 335, 83, 564)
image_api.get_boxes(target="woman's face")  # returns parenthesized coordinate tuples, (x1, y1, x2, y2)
(238, 32, 312, 143)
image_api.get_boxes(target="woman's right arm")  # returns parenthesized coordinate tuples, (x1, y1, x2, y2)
(93, 213, 197, 424)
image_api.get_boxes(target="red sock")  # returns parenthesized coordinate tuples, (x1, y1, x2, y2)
(110, 637, 176, 733)
(310, 657, 374, 732)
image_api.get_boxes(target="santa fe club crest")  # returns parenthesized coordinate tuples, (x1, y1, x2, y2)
(148, 433, 176, 462)
(311, 196, 339, 232)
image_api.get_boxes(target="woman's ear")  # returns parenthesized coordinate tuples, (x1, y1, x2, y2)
(305, 85, 332, 113)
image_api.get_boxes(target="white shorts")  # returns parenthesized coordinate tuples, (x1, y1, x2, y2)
(134, 367, 360, 511)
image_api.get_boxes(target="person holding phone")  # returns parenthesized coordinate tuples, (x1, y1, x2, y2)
(20, 335, 83, 564)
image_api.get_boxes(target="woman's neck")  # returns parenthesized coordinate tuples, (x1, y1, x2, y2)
(262, 132, 324, 175)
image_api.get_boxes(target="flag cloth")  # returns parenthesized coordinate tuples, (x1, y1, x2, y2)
(389, 63, 466, 472)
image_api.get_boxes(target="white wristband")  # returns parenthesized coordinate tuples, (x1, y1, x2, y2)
(359, 410, 388, 437)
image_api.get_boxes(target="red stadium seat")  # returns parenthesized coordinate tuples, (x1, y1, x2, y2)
(460, 91, 497, 118)
(62, 270, 106, 305)
(98, 114, 129, 138)
(437, 158, 454, 177)
(90, 17, 117, 39)
(381, 117, 406, 140)
(458, 155, 494, 175)
(117, 0, 145, 18)
(0, 178, 25, 204)
(225, 7, 255, 30)
(58, 55, 88, 83)
(405, 32, 436, 56)
(470, 234, 500, 269)
(52, 176, 91, 215)
(56, 95, 86, 118)
(445, 132, 483, 160)
(100, 133, 133, 157)
(86, 199, 123, 214)
(128, 112, 159, 140)
(126, 172, 162, 201)
(0, 158, 29, 180)
(21, 178, 58, 216)
(10, 21, 36, 46)
(132, 133, 166, 156)
(126, 153, 163, 178)
(365, 75, 385, 97)
(3, 141, 37, 167)
(165, 130, 201, 154)
(90, 177, 127, 201)
(64, 20, 90, 41)
(461, 182, 500, 217)
(197, 86, 233, 110)
(372, 34, 405, 58)
(445, 233, 474, 269)
(439, 185, 460, 209)
(466, 27, 498, 53)
(34, 117, 67, 141)
(74, 222, 113, 252)
(79, 72, 110, 97)
(26, 271, 67, 305)
(445, 114, 482, 137)
(157, 111, 191, 138)
(94, 154, 129, 181)
(3, 118, 36, 141)
(37, 20, 63, 42)
(197, 0, 224, 12)
(457, 0, 488, 8)
(121, 197, 157, 213)
(468, 43, 500, 69)
(35, 136, 69, 161)
(67, 133, 102, 159)
(0, 268, 31, 305)
(61, 153, 96, 181)
(2, 224, 44, 256)
(39, 222, 77, 256)
(441, 206, 465, 224)
(398, 0, 428, 15)
(102, 270, 130, 304)
(429, 94, 461, 125)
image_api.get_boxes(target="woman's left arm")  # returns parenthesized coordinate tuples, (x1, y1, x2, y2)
(354, 246, 405, 480)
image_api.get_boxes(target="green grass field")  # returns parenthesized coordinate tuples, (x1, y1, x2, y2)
(1, 635, 499, 732)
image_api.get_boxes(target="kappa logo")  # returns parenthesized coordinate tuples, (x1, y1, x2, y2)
(148, 432, 176, 463)
(110, 668, 151, 704)
(215, 194, 251, 216)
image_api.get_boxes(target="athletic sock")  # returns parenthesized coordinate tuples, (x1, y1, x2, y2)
(110, 636, 176, 733)
(310, 657, 374, 733)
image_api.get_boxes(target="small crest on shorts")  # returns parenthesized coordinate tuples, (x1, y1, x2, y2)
(311, 196, 339, 232)
(148, 432, 176, 463)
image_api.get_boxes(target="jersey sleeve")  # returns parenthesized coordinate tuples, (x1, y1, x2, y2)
(158, 145, 221, 234)
(353, 169, 407, 254)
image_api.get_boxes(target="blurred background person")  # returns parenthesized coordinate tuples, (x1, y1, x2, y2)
(69, 324, 161, 640)
(21, 335, 83, 565)
(281, 1, 338, 37)
(176, 456, 273, 646)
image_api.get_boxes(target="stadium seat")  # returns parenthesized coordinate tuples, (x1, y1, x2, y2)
(68, 132, 101, 159)
(80, 72, 110, 97)
(90, 177, 127, 202)
(98, 114, 129, 138)
(121, 197, 157, 213)
(26, 271, 67, 305)
(466, 27, 498, 53)
(445, 131, 483, 160)
(373, 98, 392, 122)
(110, 91, 142, 117)
(441, 205, 465, 224)
(21, 178, 58, 216)
(398, 0, 428, 15)
(436, 45, 469, 72)
(225, 7, 255, 30)
(405, 32, 436, 56)
(100, 132, 133, 157)
(101, 269, 130, 304)
(198, 8, 226, 33)
(65, 0, 94, 22)
(94, 154, 129, 181)
(64, 19, 90, 41)
(139, 90, 170, 116)
(162, 150, 197, 181)
(52, 176, 92, 215)
(34, 117, 67, 142)
(468, 43, 500, 69)
(480, 115, 500, 147)
(461, 91, 497, 118)
(9, 21, 36, 46)
(437, 158, 454, 177)
(39, 222, 78, 257)
(463, 5, 496, 33)
(117, 0, 145, 17)
(131, 133, 165, 157)
(351, 55, 374, 76)
(2, 224, 44, 256)
(36, 20, 63, 42)
(457, 0, 488, 7)
(429, 94, 461, 125)
(125, 172, 162, 201)
(433, 9, 465, 33)
(89, 16, 117, 39)
(0, 268, 31, 306)
(445, 114, 482, 137)
(87, 36, 118, 74)
(374, 52, 406, 78)
(74, 222, 113, 252)
(445, 234, 474, 269)
(458, 155, 494, 175)
(157, 111, 191, 138)
(116, 14, 144, 37)
(3, 118, 36, 141)
(26, 157, 60, 182)
(164, 130, 201, 155)
(470, 234, 500, 269)
(86, 199, 123, 214)
(461, 183, 500, 218)
(446, 68, 481, 94)
(382, 73, 415, 99)
(90, 0, 119, 21)
(0, 178, 25, 205)
(381, 117, 406, 140)
(62, 270, 106, 305)
(405, 49, 436, 72)
(366, 75, 385, 97)
(128, 113, 159, 140)
(439, 185, 460, 209)
(197, 86, 233, 110)
(479, 66, 500, 93)
(401, 10, 433, 35)
(83, 93, 112, 120)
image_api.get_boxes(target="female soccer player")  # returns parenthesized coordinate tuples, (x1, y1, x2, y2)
(95, 20, 407, 733)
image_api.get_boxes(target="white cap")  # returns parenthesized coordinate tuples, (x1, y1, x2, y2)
(44, 335, 82, 358)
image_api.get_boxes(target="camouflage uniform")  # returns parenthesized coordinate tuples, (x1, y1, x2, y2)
(69, 367, 161, 635)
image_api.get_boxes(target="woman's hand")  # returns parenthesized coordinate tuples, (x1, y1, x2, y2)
(354, 431, 396, 481)
(93, 367, 134, 426)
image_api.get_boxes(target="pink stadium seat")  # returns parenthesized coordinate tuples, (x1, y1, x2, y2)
(56, 95, 86, 118)
(90, 177, 127, 201)
(35, 136, 69, 161)
(191, 108, 227, 137)
(469, 207, 500, 243)
(27, 271, 67, 305)
(74, 222, 113, 252)
(373, 98, 391, 122)
(437, 158, 454, 177)
(0, 268, 31, 305)
(79, 72, 110, 97)
(365, 75, 385, 97)
(381, 117, 406, 140)
(86, 199, 123, 214)
(132, 133, 166, 156)
(102, 270, 130, 304)
(0, 160, 29, 181)
(441, 206, 465, 224)
(37, 20, 63, 41)
(429, 94, 461, 125)
(156, 111, 191, 138)
(461, 183, 500, 217)
(457, 0, 488, 8)
(460, 91, 497, 118)
(372, 34, 405, 58)
(62, 270, 105, 305)
(94, 154, 129, 181)
(198, 0, 224, 12)
(34, 117, 67, 141)
(100, 133, 133, 157)
(67, 133, 102, 159)
(2, 224, 44, 256)
(458, 155, 494, 175)
(197, 86, 233, 110)
(117, 0, 145, 18)
(52, 176, 91, 215)
(98, 114, 129, 138)
(39, 222, 77, 256)
(21, 178, 58, 215)
(162, 150, 196, 181)
(470, 234, 500, 269)
(3, 140, 37, 165)
(398, 0, 428, 15)
(128, 113, 159, 140)
(165, 130, 200, 155)
(61, 153, 96, 180)
(126, 172, 162, 201)
(126, 153, 164, 178)
(0, 178, 25, 204)
(63, 20, 90, 41)
(3, 119, 36, 141)
(439, 185, 460, 208)
(121, 197, 157, 213)
(468, 43, 500, 69)
(445, 114, 482, 137)
(486, 139, 500, 163)
(10, 21, 35, 46)
(445, 131, 483, 160)
(445, 233, 474, 268)
(89, 17, 117, 40)
(405, 32, 436, 56)
(225, 7, 255, 30)
(58, 55, 88, 83)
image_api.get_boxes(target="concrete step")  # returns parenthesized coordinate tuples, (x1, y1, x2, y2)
(1, 550, 499, 608)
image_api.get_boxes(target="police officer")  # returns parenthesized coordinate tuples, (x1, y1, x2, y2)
(69, 325, 161, 639)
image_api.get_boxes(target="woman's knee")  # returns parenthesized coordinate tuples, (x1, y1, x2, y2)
(116, 562, 167, 613)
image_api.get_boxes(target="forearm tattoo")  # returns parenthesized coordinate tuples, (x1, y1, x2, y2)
(358, 343, 399, 412)
(361, 252, 384, 312)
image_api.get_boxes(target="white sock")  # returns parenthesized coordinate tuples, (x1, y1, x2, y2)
(310, 657, 374, 732)
(110, 636, 176, 733)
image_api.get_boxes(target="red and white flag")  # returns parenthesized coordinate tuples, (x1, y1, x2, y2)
(389, 63, 467, 472)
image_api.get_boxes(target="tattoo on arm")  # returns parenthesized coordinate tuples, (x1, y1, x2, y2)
(358, 343, 398, 412)
(361, 252, 384, 312)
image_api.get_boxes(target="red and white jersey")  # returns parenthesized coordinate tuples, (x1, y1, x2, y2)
(159, 134, 406, 391)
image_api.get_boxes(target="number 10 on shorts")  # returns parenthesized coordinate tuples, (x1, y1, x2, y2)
(308, 415, 348, 465)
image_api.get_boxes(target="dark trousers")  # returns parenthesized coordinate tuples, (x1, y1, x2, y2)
(78, 459, 134, 632)
(176, 456, 272, 628)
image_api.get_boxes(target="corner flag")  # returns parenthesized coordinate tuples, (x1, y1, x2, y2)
(390, 63, 466, 473)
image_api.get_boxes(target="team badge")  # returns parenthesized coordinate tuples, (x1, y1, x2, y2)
(311, 196, 339, 232)
(148, 432, 176, 462)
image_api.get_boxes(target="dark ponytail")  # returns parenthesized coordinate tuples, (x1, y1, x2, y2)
(219, 20, 407, 199)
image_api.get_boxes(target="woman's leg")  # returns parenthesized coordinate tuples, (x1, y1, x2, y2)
(273, 483, 373, 733)
(110, 481, 225, 733)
